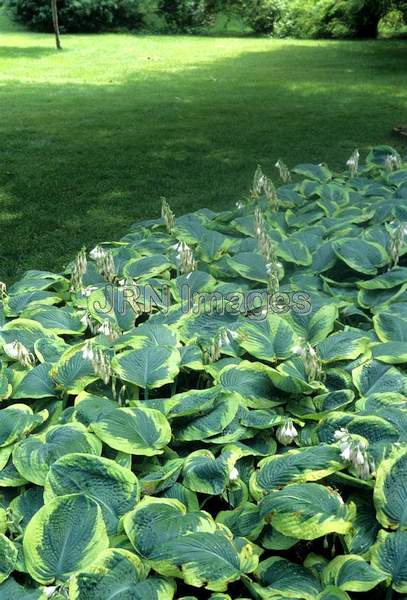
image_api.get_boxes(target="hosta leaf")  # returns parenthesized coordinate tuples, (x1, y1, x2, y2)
(238, 315, 295, 362)
(216, 503, 263, 541)
(124, 254, 173, 280)
(374, 447, 407, 530)
(321, 555, 386, 592)
(293, 163, 332, 182)
(22, 305, 84, 335)
(260, 483, 353, 540)
(226, 252, 269, 283)
(8, 487, 44, 535)
(44, 453, 140, 535)
(23, 494, 109, 585)
(218, 362, 280, 409)
(0, 318, 58, 352)
(153, 530, 258, 591)
(357, 267, 407, 290)
(13, 423, 102, 486)
(87, 286, 137, 331)
(123, 496, 215, 562)
(352, 360, 407, 396)
(0, 577, 46, 599)
(173, 393, 239, 441)
(112, 347, 180, 389)
(11, 363, 56, 399)
(373, 312, 407, 342)
(343, 494, 381, 557)
(90, 406, 171, 456)
(252, 556, 322, 600)
(250, 445, 344, 499)
(51, 344, 98, 394)
(141, 458, 183, 495)
(0, 405, 46, 448)
(287, 303, 338, 345)
(333, 238, 388, 275)
(0, 534, 18, 584)
(72, 393, 117, 426)
(371, 529, 407, 593)
(318, 331, 371, 364)
(182, 450, 232, 495)
(69, 548, 175, 600)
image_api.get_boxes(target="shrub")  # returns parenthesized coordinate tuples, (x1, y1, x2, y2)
(0, 145, 407, 597)
(243, 0, 287, 34)
(4, 0, 143, 33)
(156, 0, 215, 32)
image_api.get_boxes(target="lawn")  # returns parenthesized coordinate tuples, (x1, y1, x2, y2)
(0, 10, 406, 281)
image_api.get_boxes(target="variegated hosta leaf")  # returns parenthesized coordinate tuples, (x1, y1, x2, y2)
(23, 494, 109, 584)
(22, 305, 85, 336)
(173, 392, 239, 441)
(8, 487, 44, 536)
(44, 453, 140, 534)
(112, 347, 180, 389)
(371, 529, 407, 593)
(123, 496, 215, 565)
(71, 393, 117, 427)
(182, 450, 234, 496)
(260, 483, 353, 540)
(0, 404, 46, 448)
(374, 446, 407, 530)
(51, 344, 98, 394)
(69, 548, 176, 600)
(343, 493, 381, 557)
(0, 318, 58, 352)
(0, 577, 46, 599)
(152, 529, 259, 592)
(252, 556, 322, 600)
(215, 503, 263, 541)
(13, 423, 102, 485)
(0, 534, 18, 584)
(317, 587, 351, 600)
(250, 445, 344, 499)
(373, 311, 407, 342)
(11, 363, 56, 400)
(317, 330, 371, 364)
(321, 555, 386, 592)
(286, 302, 338, 346)
(238, 315, 295, 363)
(114, 323, 179, 351)
(141, 458, 184, 495)
(90, 406, 171, 456)
(352, 360, 407, 397)
(333, 238, 388, 275)
(217, 362, 280, 409)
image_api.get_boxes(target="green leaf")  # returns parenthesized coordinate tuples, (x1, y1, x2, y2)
(13, 423, 102, 485)
(321, 555, 386, 592)
(238, 314, 295, 362)
(374, 447, 407, 530)
(0, 404, 46, 448)
(0, 534, 18, 584)
(260, 483, 353, 540)
(44, 453, 140, 535)
(69, 548, 175, 600)
(371, 529, 407, 593)
(112, 347, 180, 390)
(352, 360, 407, 396)
(252, 556, 322, 600)
(293, 163, 332, 182)
(333, 239, 388, 275)
(90, 406, 171, 456)
(23, 494, 109, 584)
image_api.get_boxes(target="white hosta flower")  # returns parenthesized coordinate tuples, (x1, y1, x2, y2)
(98, 319, 120, 341)
(97, 250, 116, 283)
(276, 419, 298, 446)
(275, 158, 291, 183)
(235, 201, 244, 210)
(333, 427, 348, 441)
(71, 247, 87, 292)
(346, 149, 359, 176)
(175, 241, 196, 274)
(81, 286, 97, 298)
(229, 467, 239, 481)
(43, 587, 58, 599)
(89, 245, 106, 261)
(0, 282, 7, 301)
(291, 342, 323, 382)
(82, 341, 95, 361)
(384, 153, 401, 172)
(335, 428, 373, 480)
(161, 197, 175, 232)
(4, 341, 34, 368)
(91, 348, 112, 385)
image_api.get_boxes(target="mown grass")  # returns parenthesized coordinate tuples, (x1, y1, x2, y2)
(0, 10, 406, 281)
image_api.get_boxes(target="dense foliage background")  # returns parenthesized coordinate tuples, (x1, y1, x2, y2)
(4, 0, 407, 36)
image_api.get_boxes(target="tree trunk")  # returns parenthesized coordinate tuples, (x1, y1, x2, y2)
(51, 0, 62, 50)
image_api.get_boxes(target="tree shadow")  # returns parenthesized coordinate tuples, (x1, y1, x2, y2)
(0, 46, 58, 58)
(0, 39, 406, 280)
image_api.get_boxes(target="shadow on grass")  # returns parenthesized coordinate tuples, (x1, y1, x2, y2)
(0, 40, 406, 280)
(0, 46, 59, 58)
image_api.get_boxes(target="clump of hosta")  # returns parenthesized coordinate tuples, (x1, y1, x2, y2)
(82, 342, 112, 385)
(276, 418, 298, 445)
(387, 220, 406, 267)
(3, 341, 35, 368)
(384, 153, 401, 172)
(346, 148, 359, 176)
(174, 241, 196, 274)
(161, 196, 175, 232)
(292, 342, 324, 382)
(275, 158, 291, 183)
(334, 428, 374, 480)
(70, 247, 87, 292)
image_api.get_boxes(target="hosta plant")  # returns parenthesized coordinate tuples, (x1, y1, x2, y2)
(0, 144, 406, 599)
